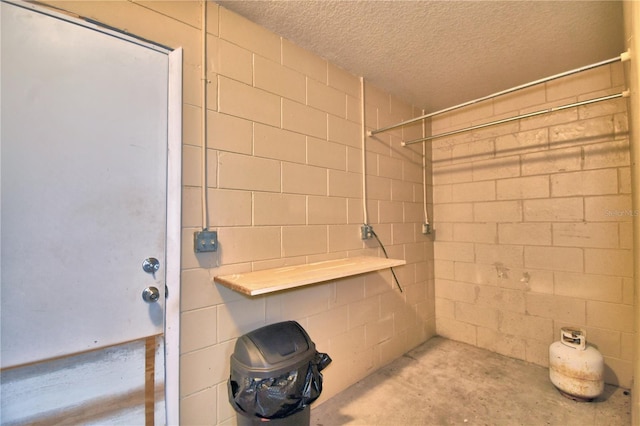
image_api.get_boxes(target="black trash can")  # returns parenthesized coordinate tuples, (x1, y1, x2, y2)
(228, 321, 332, 425)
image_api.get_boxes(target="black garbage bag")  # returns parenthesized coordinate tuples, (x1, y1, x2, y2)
(228, 321, 332, 420)
(229, 352, 331, 419)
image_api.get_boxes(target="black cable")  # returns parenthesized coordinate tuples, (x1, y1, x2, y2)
(369, 227, 404, 293)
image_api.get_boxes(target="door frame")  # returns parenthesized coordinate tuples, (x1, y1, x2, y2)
(165, 47, 183, 425)
(2, 1, 182, 423)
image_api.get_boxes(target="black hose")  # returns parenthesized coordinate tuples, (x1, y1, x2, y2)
(369, 227, 404, 293)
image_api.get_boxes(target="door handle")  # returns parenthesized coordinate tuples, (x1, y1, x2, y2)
(142, 286, 160, 303)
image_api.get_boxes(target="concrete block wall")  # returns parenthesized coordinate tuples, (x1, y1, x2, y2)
(32, 0, 637, 421)
(186, 7, 436, 423)
(41, 2, 435, 424)
(622, 2, 640, 419)
(432, 61, 634, 387)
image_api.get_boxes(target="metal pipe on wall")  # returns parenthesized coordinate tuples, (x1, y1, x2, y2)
(369, 52, 629, 137)
(200, 0, 209, 230)
(421, 110, 429, 232)
(360, 76, 369, 225)
(402, 91, 628, 146)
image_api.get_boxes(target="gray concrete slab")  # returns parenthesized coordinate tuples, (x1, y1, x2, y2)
(311, 337, 631, 425)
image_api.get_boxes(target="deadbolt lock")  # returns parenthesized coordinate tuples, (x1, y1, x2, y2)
(142, 257, 160, 274)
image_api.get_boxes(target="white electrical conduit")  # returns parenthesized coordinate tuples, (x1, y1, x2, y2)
(360, 76, 369, 225)
(368, 51, 630, 137)
(360, 77, 403, 292)
(421, 110, 429, 230)
(200, 0, 209, 230)
(403, 91, 628, 146)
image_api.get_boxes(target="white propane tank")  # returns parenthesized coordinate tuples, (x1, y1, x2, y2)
(549, 327, 604, 401)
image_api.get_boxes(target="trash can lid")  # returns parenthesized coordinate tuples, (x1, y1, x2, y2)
(232, 321, 315, 373)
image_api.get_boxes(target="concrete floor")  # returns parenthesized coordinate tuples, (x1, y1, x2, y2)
(310, 337, 631, 425)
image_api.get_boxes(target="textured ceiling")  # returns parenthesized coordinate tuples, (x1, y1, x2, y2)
(215, 0, 625, 114)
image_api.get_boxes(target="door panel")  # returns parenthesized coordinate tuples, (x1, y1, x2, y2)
(0, 338, 165, 425)
(1, 1, 168, 369)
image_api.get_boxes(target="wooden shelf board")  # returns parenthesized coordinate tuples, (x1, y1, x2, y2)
(213, 256, 406, 296)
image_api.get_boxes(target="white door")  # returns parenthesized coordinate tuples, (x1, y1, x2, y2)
(0, 1, 181, 423)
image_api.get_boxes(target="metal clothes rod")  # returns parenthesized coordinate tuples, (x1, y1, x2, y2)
(369, 52, 629, 137)
(402, 91, 628, 146)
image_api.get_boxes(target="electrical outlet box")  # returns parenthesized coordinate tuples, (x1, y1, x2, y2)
(422, 223, 431, 234)
(194, 230, 218, 252)
(361, 224, 373, 240)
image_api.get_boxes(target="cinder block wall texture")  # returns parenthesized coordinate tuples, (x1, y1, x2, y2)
(180, 6, 435, 425)
(38, 0, 636, 423)
(43, 2, 435, 424)
(432, 62, 634, 388)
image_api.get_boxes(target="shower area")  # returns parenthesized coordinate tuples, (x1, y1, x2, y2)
(1, 1, 639, 425)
